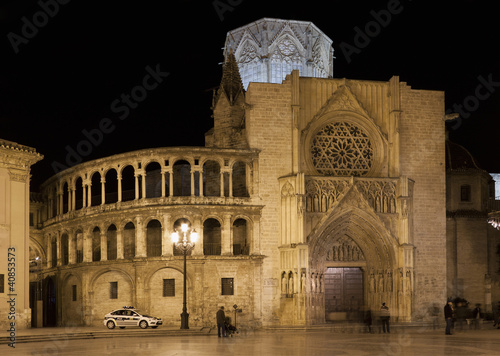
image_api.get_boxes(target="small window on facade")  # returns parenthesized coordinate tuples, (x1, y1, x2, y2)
(0, 274, 4, 293)
(221, 278, 234, 295)
(163, 279, 175, 297)
(461, 185, 471, 202)
(110, 281, 118, 299)
(72, 285, 77, 301)
(29, 213, 34, 227)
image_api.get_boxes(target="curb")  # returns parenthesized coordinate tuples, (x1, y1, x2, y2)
(1, 327, 214, 345)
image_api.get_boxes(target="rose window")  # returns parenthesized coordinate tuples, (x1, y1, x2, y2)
(311, 122, 373, 176)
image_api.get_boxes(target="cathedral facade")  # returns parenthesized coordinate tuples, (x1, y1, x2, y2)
(3, 18, 500, 330)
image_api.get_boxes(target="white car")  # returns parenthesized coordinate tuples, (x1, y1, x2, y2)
(104, 307, 162, 329)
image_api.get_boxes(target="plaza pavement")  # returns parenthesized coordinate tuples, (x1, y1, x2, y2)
(4, 322, 500, 355)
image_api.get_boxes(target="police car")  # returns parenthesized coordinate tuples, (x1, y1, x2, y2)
(104, 306, 162, 329)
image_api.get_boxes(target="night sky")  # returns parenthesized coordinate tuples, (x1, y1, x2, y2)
(0, 0, 499, 190)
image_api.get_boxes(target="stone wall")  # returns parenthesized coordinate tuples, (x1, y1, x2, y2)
(399, 84, 446, 319)
(246, 81, 293, 324)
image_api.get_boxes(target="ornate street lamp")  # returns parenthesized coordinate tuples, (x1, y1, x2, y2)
(171, 223, 198, 329)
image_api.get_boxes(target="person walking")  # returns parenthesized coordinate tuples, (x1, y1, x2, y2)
(216, 306, 226, 337)
(380, 302, 390, 333)
(444, 301, 454, 335)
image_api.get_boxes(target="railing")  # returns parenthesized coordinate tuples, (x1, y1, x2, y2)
(203, 243, 221, 256)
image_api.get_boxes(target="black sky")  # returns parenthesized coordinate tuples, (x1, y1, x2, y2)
(0, 0, 499, 190)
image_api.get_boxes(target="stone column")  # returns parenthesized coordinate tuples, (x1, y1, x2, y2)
(220, 171, 224, 198)
(116, 227, 124, 259)
(82, 183, 87, 208)
(221, 214, 232, 255)
(86, 183, 92, 207)
(161, 170, 166, 198)
(250, 215, 260, 255)
(141, 171, 146, 199)
(198, 169, 204, 197)
(190, 168, 195, 197)
(57, 186, 63, 215)
(228, 168, 233, 198)
(162, 214, 173, 256)
(100, 228, 107, 261)
(168, 169, 174, 197)
(135, 217, 146, 257)
(46, 234, 52, 268)
(117, 174, 122, 202)
(101, 177, 106, 205)
(70, 184, 75, 211)
(68, 232, 76, 264)
(56, 232, 62, 266)
(83, 229, 92, 263)
(192, 215, 203, 256)
(134, 173, 140, 200)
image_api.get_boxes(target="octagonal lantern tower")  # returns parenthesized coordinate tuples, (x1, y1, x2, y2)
(224, 18, 334, 89)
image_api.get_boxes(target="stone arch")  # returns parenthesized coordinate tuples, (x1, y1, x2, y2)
(30, 237, 46, 262)
(104, 168, 118, 204)
(307, 206, 398, 323)
(122, 221, 136, 259)
(145, 161, 162, 198)
(120, 165, 136, 202)
(203, 217, 221, 256)
(203, 159, 221, 197)
(172, 159, 192, 196)
(89, 268, 135, 325)
(60, 271, 84, 325)
(89, 171, 102, 206)
(231, 160, 249, 197)
(62, 181, 70, 214)
(106, 224, 118, 260)
(61, 232, 69, 265)
(74, 176, 84, 210)
(309, 207, 396, 272)
(269, 32, 305, 83)
(232, 217, 250, 255)
(146, 219, 162, 257)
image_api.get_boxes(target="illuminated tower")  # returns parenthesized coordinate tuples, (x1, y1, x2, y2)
(224, 18, 334, 89)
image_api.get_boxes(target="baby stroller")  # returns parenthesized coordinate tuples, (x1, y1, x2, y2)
(225, 316, 238, 337)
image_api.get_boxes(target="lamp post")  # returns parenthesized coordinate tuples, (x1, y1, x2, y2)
(171, 223, 198, 330)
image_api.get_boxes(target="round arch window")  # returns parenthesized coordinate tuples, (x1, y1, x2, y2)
(310, 121, 373, 176)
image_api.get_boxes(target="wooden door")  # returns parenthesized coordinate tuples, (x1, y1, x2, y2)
(325, 267, 363, 313)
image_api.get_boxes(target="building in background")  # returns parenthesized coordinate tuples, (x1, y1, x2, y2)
(0, 140, 42, 330)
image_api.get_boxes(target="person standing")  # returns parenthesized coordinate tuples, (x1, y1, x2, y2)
(444, 301, 454, 335)
(472, 304, 481, 329)
(216, 306, 226, 337)
(380, 302, 390, 333)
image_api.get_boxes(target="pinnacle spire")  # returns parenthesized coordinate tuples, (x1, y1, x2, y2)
(216, 50, 245, 105)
